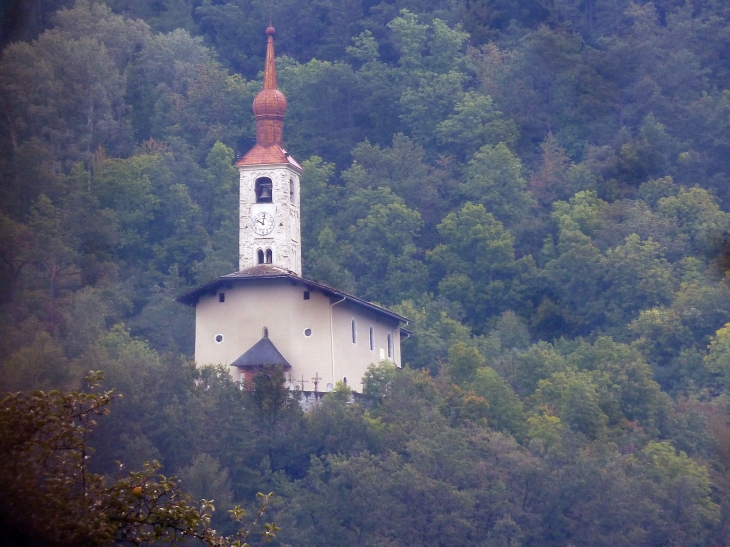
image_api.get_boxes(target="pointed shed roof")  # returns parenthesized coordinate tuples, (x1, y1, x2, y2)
(231, 336, 291, 369)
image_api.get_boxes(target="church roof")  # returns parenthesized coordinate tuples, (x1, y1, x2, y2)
(176, 265, 410, 324)
(231, 336, 291, 369)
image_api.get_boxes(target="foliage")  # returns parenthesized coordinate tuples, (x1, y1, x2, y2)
(5, 0, 730, 544)
(0, 372, 278, 546)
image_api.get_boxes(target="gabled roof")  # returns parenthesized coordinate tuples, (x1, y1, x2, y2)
(176, 265, 410, 325)
(231, 336, 291, 369)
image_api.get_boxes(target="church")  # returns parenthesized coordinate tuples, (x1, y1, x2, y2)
(177, 26, 410, 393)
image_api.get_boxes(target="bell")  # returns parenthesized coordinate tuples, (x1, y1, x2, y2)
(258, 184, 272, 201)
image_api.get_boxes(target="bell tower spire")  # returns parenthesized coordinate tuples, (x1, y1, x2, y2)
(253, 26, 286, 147)
(236, 25, 303, 275)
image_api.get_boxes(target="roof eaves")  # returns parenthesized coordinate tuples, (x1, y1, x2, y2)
(176, 270, 410, 324)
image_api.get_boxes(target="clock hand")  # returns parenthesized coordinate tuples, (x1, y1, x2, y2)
(256, 217, 264, 224)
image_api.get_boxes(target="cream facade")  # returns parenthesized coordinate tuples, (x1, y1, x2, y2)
(191, 274, 402, 391)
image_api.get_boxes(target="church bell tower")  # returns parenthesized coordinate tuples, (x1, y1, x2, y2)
(236, 26, 303, 275)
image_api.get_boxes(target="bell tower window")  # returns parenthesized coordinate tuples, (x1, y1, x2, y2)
(255, 177, 273, 203)
(257, 249, 264, 264)
(265, 249, 273, 264)
(290, 178, 295, 203)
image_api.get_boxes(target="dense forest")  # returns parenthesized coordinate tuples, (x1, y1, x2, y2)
(4, 0, 730, 544)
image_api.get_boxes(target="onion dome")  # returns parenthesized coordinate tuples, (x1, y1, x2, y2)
(236, 26, 301, 169)
(252, 26, 287, 147)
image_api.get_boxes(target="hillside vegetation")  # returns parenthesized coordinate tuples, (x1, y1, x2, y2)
(4, 0, 730, 545)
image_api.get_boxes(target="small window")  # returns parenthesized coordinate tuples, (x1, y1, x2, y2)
(303, 290, 310, 300)
(304, 328, 312, 337)
(289, 178, 295, 203)
(215, 334, 224, 343)
(265, 249, 273, 264)
(343, 377, 347, 385)
(262, 327, 268, 338)
(257, 249, 264, 264)
(255, 177, 272, 203)
(351, 319, 357, 344)
(387, 333, 393, 358)
(369, 326, 374, 351)
(219, 293, 225, 303)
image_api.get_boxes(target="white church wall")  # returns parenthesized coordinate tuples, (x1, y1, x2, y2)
(330, 301, 402, 392)
(194, 280, 400, 392)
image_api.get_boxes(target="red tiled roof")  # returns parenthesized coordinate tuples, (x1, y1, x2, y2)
(236, 144, 302, 170)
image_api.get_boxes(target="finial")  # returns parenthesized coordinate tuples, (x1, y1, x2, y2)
(250, 22, 287, 147)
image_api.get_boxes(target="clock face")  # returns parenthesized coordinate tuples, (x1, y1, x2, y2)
(253, 212, 275, 236)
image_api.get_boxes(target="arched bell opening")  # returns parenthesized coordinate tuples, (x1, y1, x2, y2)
(265, 249, 273, 264)
(257, 249, 265, 264)
(255, 177, 273, 203)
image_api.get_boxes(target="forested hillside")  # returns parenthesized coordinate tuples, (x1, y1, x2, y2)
(4, 0, 730, 545)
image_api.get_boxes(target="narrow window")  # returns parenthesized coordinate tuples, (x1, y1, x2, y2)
(289, 178, 295, 203)
(343, 377, 347, 385)
(257, 249, 264, 264)
(351, 319, 357, 344)
(262, 327, 268, 338)
(265, 248, 273, 264)
(255, 177, 272, 203)
(219, 293, 225, 303)
(303, 290, 310, 300)
(369, 326, 374, 351)
(387, 333, 393, 358)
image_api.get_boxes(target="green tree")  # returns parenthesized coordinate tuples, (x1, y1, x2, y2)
(470, 366, 525, 437)
(430, 202, 516, 329)
(436, 92, 518, 161)
(461, 143, 535, 226)
(447, 341, 485, 386)
(0, 372, 278, 546)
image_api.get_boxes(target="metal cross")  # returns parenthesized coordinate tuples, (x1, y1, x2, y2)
(312, 372, 322, 393)
(298, 375, 309, 391)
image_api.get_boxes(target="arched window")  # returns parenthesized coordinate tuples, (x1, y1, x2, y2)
(255, 177, 272, 203)
(387, 333, 393, 358)
(257, 249, 264, 264)
(343, 377, 347, 385)
(369, 326, 374, 351)
(351, 319, 357, 344)
(289, 178, 295, 203)
(262, 327, 268, 338)
(265, 248, 273, 264)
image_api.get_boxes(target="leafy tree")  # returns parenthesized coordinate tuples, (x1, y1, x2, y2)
(470, 366, 525, 437)
(437, 92, 518, 161)
(461, 143, 535, 226)
(430, 202, 516, 330)
(393, 294, 471, 374)
(0, 372, 278, 546)
(447, 341, 485, 386)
